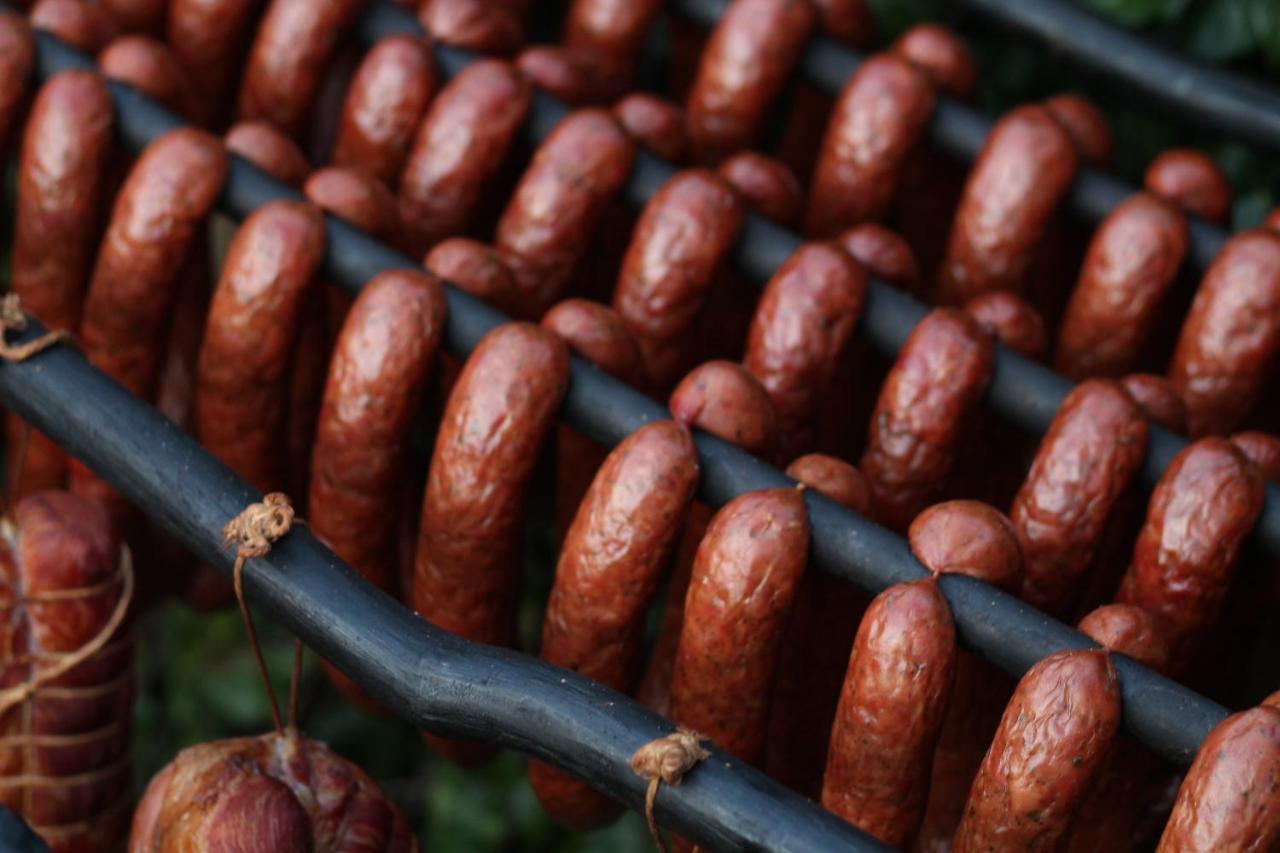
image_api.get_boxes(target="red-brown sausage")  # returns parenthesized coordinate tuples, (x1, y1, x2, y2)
(1266, 208, 1280, 233)
(837, 222, 920, 290)
(305, 165, 399, 238)
(743, 242, 867, 463)
(668, 360, 778, 457)
(413, 323, 569, 763)
(964, 290, 1047, 359)
(529, 420, 700, 830)
(1232, 431, 1280, 480)
(813, 0, 873, 48)
(98, 35, 198, 121)
(685, 0, 817, 164)
(418, 0, 523, 55)
(821, 578, 956, 848)
(225, 121, 312, 187)
(612, 93, 689, 163)
(911, 501, 1023, 852)
(194, 201, 326, 493)
(424, 237, 518, 315)
(1122, 373, 1188, 434)
(7, 71, 113, 498)
(100, 0, 164, 35)
(494, 108, 635, 317)
(892, 23, 974, 99)
(71, 129, 227, 517)
(716, 151, 803, 228)
(562, 0, 661, 101)
(515, 45, 586, 105)
(859, 308, 995, 532)
(1145, 148, 1231, 225)
(166, 0, 258, 123)
(396, 59, 532, 255)
(806, 54, 936, 238)
(1157, 706, 1280, 852)
(0, 11, 33, 150)
(310, 270, 445, 707)
(30, 0, 119, 54)
(235, 0, 365, 138)
(1010, 379, 1149, 617)
(1054, 193, 1188, 379)
(612, 169, 744, 388)
(332, 35, 437, 188)
(669, 487, 809, 763)
(953, 648, 1121, 852)
(1044, 93, 1112, 168)
(1169, 229, 1280, 437)
(1116, 438, 1265, 664)
(937, 105, 1079, 305)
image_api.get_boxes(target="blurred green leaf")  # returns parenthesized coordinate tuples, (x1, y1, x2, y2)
(1246, 0, 1280, 67)
(1183, 0, 1255, 62)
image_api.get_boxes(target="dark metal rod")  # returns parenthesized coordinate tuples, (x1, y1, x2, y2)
(956, 0, 1280, 159)
(359, 1, 1280, 559)
(25, 27, 1231, 768)
(668, 0, 1229, 273)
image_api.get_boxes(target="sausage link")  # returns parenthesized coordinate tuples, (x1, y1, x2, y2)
(195, 201, 326, 493)
(953, 648, 1121, 852)
(743, 242, 867, 464)
(30, 0, 119, 54)
(716, 151, 803, 228)
(167, 0, 259, 124)
(305, 165, 398, 237)
(310, 270, 445, 708)
(814, 0, 873, 48)
(1010, 380, 1148, 617)
(859, 308, 995, 532)
(1157, 706, 1280, 852)
(235, 0, 364, 138)
(837, 222, 919, 290)
(612, 169, 744, 388)
(937, 105, 1079, 304)
(529, 421, 699, 830)
(612, 93, 689, 163)
(99, 0, 164, 35)
(332, 35, 437, 187)
(418, 0, 523, 55)
(98, 35, 200, 122)
(1044, 93, 1112, 168)
(892, 24, 974, 99)
(0, 11, 33, 150)
(1145, 148, 1231, 225)
(1170, 230, 1280, 436)
(396, 59, 532, 255)
(495, 109, 635, 317)
(822, 578, 956, 848)
(7, 71, 113, 498)
(72, 129, 227, 518)
(1122, 373, 1188, 434)
(516, 45, 586, 105)
(669, 487, 809, 763)
(910, 500, 1023, 852)
(154, 246, 211, 435)
(424, 237, 518, 315)
(1116, 438, 1264, 668)
(225, 121, 311, 186)
(1232, 431, 1280, 480)
(413, 323, 569, 764)
(1054, 193, 1189, 379)
(964, 290, 1047, 360)
(1266, 208, 1280, 233)
(805, 54, 936, 237)
(562, 0, 661, 102)
(1079, 603, 1170, 670)
(685, 0, 816, 164)
(669, 360, 778, 458)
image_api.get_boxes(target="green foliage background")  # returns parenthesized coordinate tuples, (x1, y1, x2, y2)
(128, 1, 1277, 850)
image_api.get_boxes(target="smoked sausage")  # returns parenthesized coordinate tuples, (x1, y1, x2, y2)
(1145, 148, 1231, 225)
(837, 222, 919, 290)
(806, 54, 936, 237)
(1169, 229, 1280, 437)
(1011, 379, 1149, 617)
(225, 121, 311, 187)
(562, 0, 661, 102)
(952, 649, 1122, 852)
(859, 308, 994, 532)
(30, 0, 118, 55)
(425, 238, 518, 315)
(99, 0, 164, 35)
(814, 0, 873, 48)
(418, 0, 523, 55)
(1122, 373, 1188, 434)
(98, 35, 199, 122)
(716, 151, 803, 228)
(612, 93, 688, 163)
(515, 45, 586, 105)
(1232, 430, 1280, 480)
(529, 421, 699, 830)
(821, 578, 956, 848)
(964, 290, 1047, 359)
(892, 24, 974, 99)
(1044, 93, 1112, 168)
(166, 0, 259, 124)
(332, 35, 437, 188)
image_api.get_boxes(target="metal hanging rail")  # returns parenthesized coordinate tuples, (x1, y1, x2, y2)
(667, 0, 1230, 274)
(353, 1, 1280, 562)
(956, 0, 1280, 159)
(19, 20, 1232, 788)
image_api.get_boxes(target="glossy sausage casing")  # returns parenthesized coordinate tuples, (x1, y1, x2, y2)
(1145, 148, 1231, 225)
(562, 0, 661, 101)
(167, 0, 259, 122)
(668, 361, 778, 458)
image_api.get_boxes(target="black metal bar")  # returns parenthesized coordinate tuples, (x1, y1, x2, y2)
(22, 26, 1234, 770)
(668, 0, 1228, 273)
(0, 809, 47, 853)
(956, 0, 1280, 159)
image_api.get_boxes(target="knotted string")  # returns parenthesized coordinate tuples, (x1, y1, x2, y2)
(630, 729, 710, 852)
(0, 295, 74, 362)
